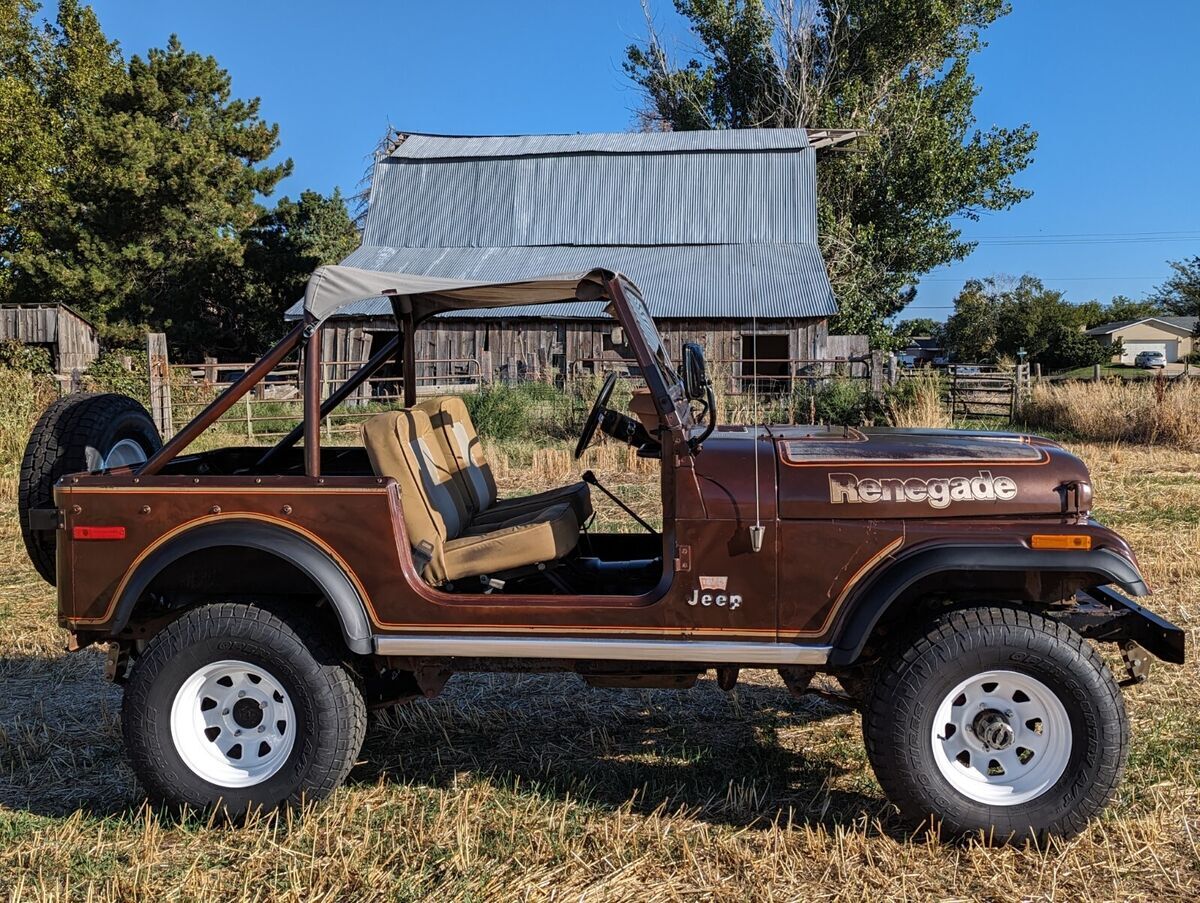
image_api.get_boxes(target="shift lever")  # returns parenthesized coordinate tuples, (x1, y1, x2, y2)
(581, 470, 658, 535)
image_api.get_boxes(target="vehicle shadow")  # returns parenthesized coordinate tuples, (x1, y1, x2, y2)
(0, 651, 898, 836)
(0, 649, 139, 817)
(354, 670, 900, 837)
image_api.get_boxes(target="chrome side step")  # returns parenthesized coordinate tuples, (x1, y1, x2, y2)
(374, 635, 831, 665)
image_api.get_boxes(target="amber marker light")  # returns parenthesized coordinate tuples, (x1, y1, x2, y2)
(1030, 534, 1092, 551)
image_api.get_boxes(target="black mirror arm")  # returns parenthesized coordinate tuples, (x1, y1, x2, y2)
(688, 384, 717, 454)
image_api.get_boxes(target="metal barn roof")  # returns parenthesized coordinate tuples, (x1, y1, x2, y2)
(385, 128, 860, 158)
(288, 128, 843, 322)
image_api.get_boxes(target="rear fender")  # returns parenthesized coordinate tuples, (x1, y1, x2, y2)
(109, 519, 373, 654)
(828, 545, 1149, 666)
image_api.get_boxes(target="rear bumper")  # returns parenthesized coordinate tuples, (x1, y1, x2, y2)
(1063, 585, 1186, 665)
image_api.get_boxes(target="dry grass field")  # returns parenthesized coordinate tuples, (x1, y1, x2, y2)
(1, 399, 1199, 898)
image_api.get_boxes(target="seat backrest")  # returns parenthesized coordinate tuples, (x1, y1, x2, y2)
(419, 396, 497, 514)
(362, 408, 470, 584)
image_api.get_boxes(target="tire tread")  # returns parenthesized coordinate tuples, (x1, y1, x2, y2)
(862, 605, 1128, 840)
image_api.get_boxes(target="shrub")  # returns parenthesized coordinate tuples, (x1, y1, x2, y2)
(814, 378, 871, 425)
(85, 350, 151, 407)
(461, 384, 538, 440)
(0, 366, 59, 478)
(885, 371, 950, 428)
(0, 340, 52, 374)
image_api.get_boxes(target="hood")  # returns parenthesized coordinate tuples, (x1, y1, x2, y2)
(760, 425, 1091, 520)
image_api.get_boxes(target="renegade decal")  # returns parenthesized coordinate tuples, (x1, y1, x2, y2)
(828, 470, 1017, 509)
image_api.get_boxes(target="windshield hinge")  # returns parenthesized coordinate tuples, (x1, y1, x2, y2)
(673, 544, 692, 573)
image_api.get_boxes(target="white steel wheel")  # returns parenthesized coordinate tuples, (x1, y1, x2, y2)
(930, 669, 1072, 806)
(100, 437, 149, 469)
(169, 659, 297, 788)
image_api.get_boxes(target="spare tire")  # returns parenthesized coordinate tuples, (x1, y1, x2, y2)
(19, 393, 162, 585)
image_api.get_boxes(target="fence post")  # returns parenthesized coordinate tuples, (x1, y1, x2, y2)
(1093, 364, 1101, 382)
(147, 332, 174, 439)
(950, 367, 958, 421)
(869, 350, 885, 401)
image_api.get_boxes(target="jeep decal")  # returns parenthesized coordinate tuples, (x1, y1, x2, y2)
(828, 470, 1018, 509)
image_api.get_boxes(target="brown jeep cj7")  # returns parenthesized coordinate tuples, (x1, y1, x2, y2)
(19, 266, 1184, 840)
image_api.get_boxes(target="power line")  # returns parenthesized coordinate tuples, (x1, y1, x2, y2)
(918, 275, 1162, 283)
(947, 229, 1200, 247)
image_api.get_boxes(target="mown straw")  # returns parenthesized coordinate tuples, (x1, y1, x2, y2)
(0, 373, 1197, 899)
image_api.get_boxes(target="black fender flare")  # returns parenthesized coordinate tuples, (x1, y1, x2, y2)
(109, 519, 374, 655)
(827, 545, 1149, 666)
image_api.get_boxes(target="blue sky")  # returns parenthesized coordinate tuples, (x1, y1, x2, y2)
(66, 1, 1200, 320)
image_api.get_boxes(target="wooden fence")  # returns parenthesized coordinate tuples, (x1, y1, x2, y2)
(145, 333, 891, 441)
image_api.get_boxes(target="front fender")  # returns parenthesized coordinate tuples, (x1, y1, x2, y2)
(828, 544, 1149, 666)
(108, 519, 373, 654)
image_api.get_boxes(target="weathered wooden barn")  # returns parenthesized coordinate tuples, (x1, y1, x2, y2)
(0, 303, 100, 376)
(287, 128, 858, 391)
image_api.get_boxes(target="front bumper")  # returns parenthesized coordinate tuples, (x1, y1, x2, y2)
(1063, 585, 1186, 665)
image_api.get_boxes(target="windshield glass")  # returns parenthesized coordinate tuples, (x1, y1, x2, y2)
(609, 278, 680, 390)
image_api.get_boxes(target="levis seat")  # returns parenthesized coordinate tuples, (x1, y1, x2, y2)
(362, 409, 579, 586)
(417, 396, 592, 526)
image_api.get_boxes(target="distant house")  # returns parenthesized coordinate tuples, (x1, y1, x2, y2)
(899, 336, 944, 367)
(0, 303, 100, 377)
(287, 128, 862, 389)
(1084, 316, 1197, 364)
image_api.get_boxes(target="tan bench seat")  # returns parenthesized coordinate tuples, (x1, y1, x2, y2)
(363, 409, 579, 586)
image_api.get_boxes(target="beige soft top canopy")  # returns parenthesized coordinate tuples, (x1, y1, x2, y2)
(302, 264, 623, 325)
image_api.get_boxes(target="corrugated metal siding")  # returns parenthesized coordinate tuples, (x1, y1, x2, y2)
(390, 129, 812, 158)
(364, 150, 818, 248)
(284, 243, 836, 321)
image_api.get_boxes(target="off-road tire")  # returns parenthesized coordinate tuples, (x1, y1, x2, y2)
(122, 603, 366, 815)
(19, 392, 161, 584)
(862, 606, 1128, 842)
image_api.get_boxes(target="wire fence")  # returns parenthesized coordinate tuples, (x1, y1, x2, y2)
(152, 347, 886, 442)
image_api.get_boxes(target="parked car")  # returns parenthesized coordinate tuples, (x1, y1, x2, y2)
(1134, 350, 1167, 369)
(18, 265, 1184, 841)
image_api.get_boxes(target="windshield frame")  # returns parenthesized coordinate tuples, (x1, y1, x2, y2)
(604, 275, 695, 437)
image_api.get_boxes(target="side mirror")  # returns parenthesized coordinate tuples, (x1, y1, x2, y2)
(681, 341, 709, 400)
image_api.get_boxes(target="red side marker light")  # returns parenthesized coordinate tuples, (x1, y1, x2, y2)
(72, 525, 126, 541)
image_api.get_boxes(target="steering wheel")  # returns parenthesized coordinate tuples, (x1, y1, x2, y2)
(574, 372, 618, 459)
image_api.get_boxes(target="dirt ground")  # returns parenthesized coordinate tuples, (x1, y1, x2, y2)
(1, 439, 1198, 901)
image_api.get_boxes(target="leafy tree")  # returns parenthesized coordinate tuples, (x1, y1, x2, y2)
(892, 317, 943, 344)
(1092, 295, 1165, 327)
(1, 2, 357, 359)
(0, 1, 56, 296)
(942, 278, 1000, 362)
(943, 274, 1107, 370)
(626, 0, 1037, 343)
(228, 189, 361, 356)
(1148, 257, 1200, 319)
